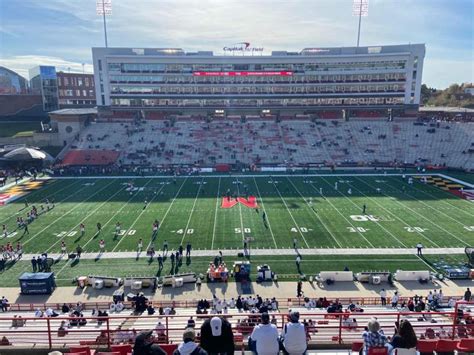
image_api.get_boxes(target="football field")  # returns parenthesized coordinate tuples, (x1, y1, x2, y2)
(1, 173, 473, 254)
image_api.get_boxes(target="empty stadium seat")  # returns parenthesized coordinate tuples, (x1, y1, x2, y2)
(434, 339, 458, 353)
(416, 339, 437, 354)
(110, 344, 132, 355)
(69, 346, 93, 355)
(111, 344, 132, 355)
(456, 338, 474, 352)
(351, 341, 364, 352)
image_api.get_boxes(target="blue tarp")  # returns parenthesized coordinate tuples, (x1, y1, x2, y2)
(19, 272, 56, 295)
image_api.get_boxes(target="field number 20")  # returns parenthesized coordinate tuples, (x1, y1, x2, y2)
(464, 226, 474, 232)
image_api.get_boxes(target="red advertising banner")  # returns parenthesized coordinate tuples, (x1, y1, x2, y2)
(193, 71, 293, 77)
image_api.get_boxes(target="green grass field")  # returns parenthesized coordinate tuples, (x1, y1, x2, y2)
(0, 121, 41, 137)
(0, 173, 473, 284)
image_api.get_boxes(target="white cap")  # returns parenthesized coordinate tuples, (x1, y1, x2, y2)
(210, 316, 222, 336)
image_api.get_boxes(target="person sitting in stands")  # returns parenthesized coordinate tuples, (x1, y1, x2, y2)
(133, 330, 166, 355)
(34, 308, 44, 318)
(61, 303, 70, 313)
(96, 330, 109, 345)
(57, 320, 69, 337)
(45, 308, 59, 317)
(249, 313, 279, 355)
(170, 307, 176, 315)
(362, 318, 387, 354)
(147, 304, 155, 315)
(174, 328, 207, 355)
(115, 301, 124, 312)
(187, 316, 196, 328)
(78, 313, 87, 326)
(387, 319, 417, 353)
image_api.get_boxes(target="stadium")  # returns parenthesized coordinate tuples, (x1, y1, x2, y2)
(0, 1, 474, 354)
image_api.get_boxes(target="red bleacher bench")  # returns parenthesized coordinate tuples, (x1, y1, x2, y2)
(318, 320, 329, 325)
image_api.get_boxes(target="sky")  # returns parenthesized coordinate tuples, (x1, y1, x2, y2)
(0, 0, 472, 89)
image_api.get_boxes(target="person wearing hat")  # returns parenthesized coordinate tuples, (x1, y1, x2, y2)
(281, 311, 307, 355)
(200, 316, 234, 355)
(249, 312, 279, 355)
(133, 330, 166, 355)
(174, 328, 207, 355)
(362, 318, 387, 354)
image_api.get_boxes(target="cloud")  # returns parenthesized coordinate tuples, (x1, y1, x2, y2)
(2, 0, 473, 88)
(0, 56, 93, 80)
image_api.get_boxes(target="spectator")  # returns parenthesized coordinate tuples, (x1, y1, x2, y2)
(464, 288, 471, 302)
(249, 313, 279, 355)
(388, 319, 417, 353)
(174, 328, 207, 355)
(281, 311, 307, 355)
(362, 318, 387, 354)
(0, 297, 9, 312)
(61, 303, 70, 313)
(147, 304, 155, 315)
(380, 289, 387, 306)
(200, 316, 234, 355)
(45, 308, 59, 317)
(132, 330, 166, 355)
(391, 292, 399, 308)
(187, 316, 196, 329)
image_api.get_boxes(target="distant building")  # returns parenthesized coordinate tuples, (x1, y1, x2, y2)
(92, 43, 425, 117)
(57, 72, 96, 108)
(0, 66, 29, 94)
(29, 66, 59, 112)
(464, 87, 474, 96)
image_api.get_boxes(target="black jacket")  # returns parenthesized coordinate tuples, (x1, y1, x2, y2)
(199, 318, 234, 355)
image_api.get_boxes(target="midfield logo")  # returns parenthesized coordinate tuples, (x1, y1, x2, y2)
(221, 196, 258, 209)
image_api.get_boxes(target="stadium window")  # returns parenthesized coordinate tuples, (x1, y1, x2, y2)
(78, 78, 83, 86)
(83, 90, 87, 97)
(98, 59, 102, 71)
(101, 95, 105, 105)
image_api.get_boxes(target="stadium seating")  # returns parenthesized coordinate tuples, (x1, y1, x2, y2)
(62, 118, 474, 169)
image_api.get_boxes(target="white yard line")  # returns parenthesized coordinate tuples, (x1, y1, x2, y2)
(211, 177, 221, 250)
(253, 177, 278, 248)
(180, 179, 204, 245)
(31, 247, 466, 260)
(235, 179, 245, 242)
(0, 179, 83, 226)
(348, 177, 442, 248)
(318, 176, 407, 248)
(144, 178, 188, 252)
(270, 179, 310, 248)
(111, 179, 168, 253)
(354, 176, 469, 246)
(44, 181, 133, 253)
(286, 177, 342, 248)
(309, 180, 375, 248)
(22, 179, 112, 247)
(387, 176, 474, 221)
(81, 178, 162, 251)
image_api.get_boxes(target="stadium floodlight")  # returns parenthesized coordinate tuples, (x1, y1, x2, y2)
(96, 0, 112, 48)
(353, 0, 369, 47)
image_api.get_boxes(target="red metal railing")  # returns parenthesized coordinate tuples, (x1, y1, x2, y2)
(0, 306, 472, 350)
(5, 294, 463, 312)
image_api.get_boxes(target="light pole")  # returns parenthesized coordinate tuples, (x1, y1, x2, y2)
(353, 0, 369, 47)
(96, 0, 112, 47)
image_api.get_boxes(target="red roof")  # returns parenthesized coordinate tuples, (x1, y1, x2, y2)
(61, 150, 120, 166)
